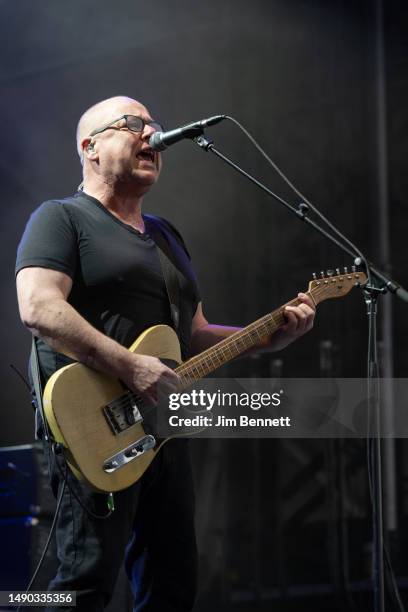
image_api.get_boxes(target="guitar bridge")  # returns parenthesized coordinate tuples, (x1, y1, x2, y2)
(103, 391, 143, 434)
(103, 435, 156, 473)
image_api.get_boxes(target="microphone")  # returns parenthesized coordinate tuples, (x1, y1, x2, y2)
(149, 115, 226, 151)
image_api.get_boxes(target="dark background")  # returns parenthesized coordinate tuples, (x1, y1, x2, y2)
(1, 0, 407, 609)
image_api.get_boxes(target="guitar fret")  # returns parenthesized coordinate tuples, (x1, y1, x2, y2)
(210, 351, 221, 366)
(196, 361, 206, 377)
(179, 374, 188, 387)
(190, 365, 200, 378)
(219, 346, 229, 360)
(207, 352, 217, 369)
(248, 330, 259, 343)
(235, 339, 246, 354)
(273, 312, 284, 325)
(257, 322, 270, 337)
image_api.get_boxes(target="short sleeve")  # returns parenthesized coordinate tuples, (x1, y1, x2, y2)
(15, 200, 77, 278)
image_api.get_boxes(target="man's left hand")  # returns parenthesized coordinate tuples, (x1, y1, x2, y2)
(268, 292, 316, 352)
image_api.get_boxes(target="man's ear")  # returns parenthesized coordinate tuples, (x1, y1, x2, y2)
(82, 137, 98, 161)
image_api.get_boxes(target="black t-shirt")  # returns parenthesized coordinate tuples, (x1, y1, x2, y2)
(16, 191, 200, 382)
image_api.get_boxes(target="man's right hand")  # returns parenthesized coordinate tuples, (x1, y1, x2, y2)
(123, 354, 180, 405)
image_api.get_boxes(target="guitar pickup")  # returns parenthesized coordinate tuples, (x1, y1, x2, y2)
(103, 435, 156, 473)
(103, 391, 143, 434)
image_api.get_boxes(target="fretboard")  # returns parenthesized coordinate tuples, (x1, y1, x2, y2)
(175, 296, 303, 387)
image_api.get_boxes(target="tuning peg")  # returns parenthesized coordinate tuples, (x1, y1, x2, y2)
(336, 268, 340, 275)
(326, 269, 334, 277)
(351, 265, 356, 272)
(344, 266, 348, 274)
(312, 272, 317, 280)
(320, 271, 325, 278)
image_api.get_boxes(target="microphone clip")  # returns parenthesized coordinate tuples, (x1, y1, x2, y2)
(194, 135, 214, 152)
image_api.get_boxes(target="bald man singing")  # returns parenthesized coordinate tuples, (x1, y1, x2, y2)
(16, 96, 315, 611)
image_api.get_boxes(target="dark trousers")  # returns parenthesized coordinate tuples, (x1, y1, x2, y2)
(43, 439, 197, 611)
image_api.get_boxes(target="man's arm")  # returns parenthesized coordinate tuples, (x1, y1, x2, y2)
(190, 296, 315, 356)
(16, 267, 178, 403)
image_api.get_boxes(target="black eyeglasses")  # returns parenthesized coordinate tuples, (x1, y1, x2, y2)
(89, 114, 163, 137)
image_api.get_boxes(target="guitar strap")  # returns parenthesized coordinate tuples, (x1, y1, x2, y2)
(145, 217, 181, 337)
(30, 336, 51, 441)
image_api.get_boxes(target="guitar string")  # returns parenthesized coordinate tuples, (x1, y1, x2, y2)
(174, 276, 359, 376)
(106, 278, 361, 422)
(175, 298, 300, 375)
(108, 303, 294, 415)
(105, 280, 358, 430)
(108, 304, 292, 410)
(175, 278, 357, 376)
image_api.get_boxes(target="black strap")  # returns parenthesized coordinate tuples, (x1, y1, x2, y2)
(146, 218, 181, 335)
(30, 337, 51, 441)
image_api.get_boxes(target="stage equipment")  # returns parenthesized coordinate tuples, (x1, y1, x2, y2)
(187, 114, 408, 612)
(0, 444, 56, 591)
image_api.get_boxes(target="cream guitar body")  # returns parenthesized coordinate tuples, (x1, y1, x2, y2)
(43, 270, 366, 492)
(44, 325, 181, 492)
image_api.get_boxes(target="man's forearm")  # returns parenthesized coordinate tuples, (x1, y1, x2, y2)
(26, 297, 133, 380)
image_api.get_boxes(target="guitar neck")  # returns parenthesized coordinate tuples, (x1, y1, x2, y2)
(175, 295, 304, 386)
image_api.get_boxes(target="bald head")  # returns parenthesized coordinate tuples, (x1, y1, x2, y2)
(76, 95, 162, 195)
(76, 96, 149, 161)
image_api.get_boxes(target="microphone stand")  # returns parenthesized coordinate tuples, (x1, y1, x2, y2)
(192, 132, 408, 612)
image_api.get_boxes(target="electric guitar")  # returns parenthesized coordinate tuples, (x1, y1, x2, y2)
(43, 269, 366, 492)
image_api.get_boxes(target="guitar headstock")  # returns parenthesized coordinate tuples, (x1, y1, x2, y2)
(308, 267, 367, 305)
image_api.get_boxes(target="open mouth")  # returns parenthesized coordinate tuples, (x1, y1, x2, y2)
(137, 149, 155, 163)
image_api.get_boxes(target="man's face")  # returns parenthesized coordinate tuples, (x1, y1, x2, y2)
(86, 100, 162, 189)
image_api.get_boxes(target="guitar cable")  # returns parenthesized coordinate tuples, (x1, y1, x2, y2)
(15, 443, 114, 610)
(15, 460, 67, 612)
(52, 442, 115, 520)
(9, 367, 115, 605)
